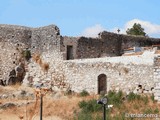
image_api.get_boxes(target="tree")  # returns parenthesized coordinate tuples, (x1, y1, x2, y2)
(126, 23, 146, 36)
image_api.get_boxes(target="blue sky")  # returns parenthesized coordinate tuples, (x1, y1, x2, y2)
(0, 0, 160, 37)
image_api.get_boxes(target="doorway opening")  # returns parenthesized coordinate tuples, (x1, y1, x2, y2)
(98, 74, 107, 94)
(67, 45, 74, 60)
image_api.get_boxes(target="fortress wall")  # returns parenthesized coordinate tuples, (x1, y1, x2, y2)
(0, 25, 32, 80)
(62, 32, 160, 60)
(77, 37, 121, 58)
(61, 36, 78, 60)
(101, 31, 160, 51)
(0, 24, 62, 82)
(64, 54, 155, 94)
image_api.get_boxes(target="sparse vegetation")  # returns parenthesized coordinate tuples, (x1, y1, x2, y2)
(0, 88, 159, 120)
(41, 62, 49, 72)
(22, 49, 31, 61)
(79, 90, 89, 97)
(127, 92, 141, 101)
(32, 53, 50, 72)
(75, 91, 159, 120)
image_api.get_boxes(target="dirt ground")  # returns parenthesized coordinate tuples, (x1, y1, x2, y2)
(0, 86, 97, 120)
(0, 114, 62, 120)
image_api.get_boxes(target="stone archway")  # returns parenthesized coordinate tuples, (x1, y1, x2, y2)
(98, 74, 107, 94)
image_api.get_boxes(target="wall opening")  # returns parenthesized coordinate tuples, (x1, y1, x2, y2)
(98, 74, 107, 94)
(67, 45, 74, 60)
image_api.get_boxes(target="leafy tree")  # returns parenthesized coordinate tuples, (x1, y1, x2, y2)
(126, 23, 146, 36)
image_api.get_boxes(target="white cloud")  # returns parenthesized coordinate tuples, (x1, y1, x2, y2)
(112, 19, 160, 37)
(81, 24, 105, 38)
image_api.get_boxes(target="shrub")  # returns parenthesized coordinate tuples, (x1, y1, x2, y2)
(143, 108, 153, 114)
(127, 92, 141, 101)
(107, 90, 123, 108)
(78, 100, 87, 108)
(22, 49, 31, 61)
(154, 108, 159, 113)
(78, 99, 102, 113)
(80, 90, 89, 97)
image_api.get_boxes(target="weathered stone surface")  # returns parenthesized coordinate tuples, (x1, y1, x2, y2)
(2, 24, 160, 101)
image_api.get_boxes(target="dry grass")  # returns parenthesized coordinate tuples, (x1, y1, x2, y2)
(32, 54, 41, 63)
(1, 86, 160, 120)
(41, 62, 49, 72)
(0, 85, 97, 120)
(32, 53, 50, 72)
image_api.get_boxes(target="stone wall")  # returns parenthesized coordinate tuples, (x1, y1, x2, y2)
(153, 56, 160, 100)
(1, 24, 160, 98)
(61, 31, 160, 60)
(0, 24, 62, 83)
(61, 36, 79, 60)
(64, 53, 156, 94)
(100, 31, 160, 51)
(0, 25, 32, 81)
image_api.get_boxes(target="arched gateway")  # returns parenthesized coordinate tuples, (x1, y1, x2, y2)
(98, 74, 107, 94)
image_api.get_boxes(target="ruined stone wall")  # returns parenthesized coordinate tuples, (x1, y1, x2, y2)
(77, 37, 122, 58)
(0, 25, 32, 81)
(61, 36, 78, 60)
(31, 25, 61, 54)
(0, 24, 62, 82)
(64, 53, 156, 94)
(153, 56, 160, 100)
(101, 31, 160, 51)
(61, 32, 160, 60)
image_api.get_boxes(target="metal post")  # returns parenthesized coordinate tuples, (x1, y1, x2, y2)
(40, 94, 43, 120)
(103, 104, 106, 120)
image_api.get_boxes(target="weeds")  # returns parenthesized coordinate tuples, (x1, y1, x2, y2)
(32, 53, 50, 72)
(79, 90, 89, 97)
(78, 99, 102, 113)
(22, 49, 31, 61)
(41, 62, 49, 72)
(107, 90, 123, 108)
(127, 92, 141, 101)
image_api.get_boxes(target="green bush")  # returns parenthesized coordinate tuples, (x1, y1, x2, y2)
(80, 90, 89, 97)
(154, 108, 159, 113)
(78, 100, 87, 108)
(78, 99, 102, 113)
(22, 49, 31, 61)
(127, 92, 141, 101)
(107, 90, 123, 108)
(143, 108, 153, 114)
